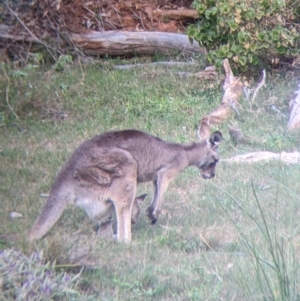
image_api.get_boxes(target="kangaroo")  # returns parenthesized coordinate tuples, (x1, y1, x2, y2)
(29, 129, 222, 243)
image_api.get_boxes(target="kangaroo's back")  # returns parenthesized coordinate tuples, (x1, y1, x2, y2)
(88, 130, 186, 182)
(91, 130, 177, 156)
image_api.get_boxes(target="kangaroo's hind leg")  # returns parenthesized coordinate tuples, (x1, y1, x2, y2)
(77, 147, 138, 242)
(110, 179, 137, 242)
(108, 151, 138, 243)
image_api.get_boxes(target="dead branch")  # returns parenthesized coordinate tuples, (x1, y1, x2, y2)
(114, 61, 196, 70)
(198, 59, 244, 139)
(287, 82, 300, 130)
(251, 69, 266, 102)
(223, 151, 300, 165)
(177, 66, 218, 80)
(198, 59, 268, 139)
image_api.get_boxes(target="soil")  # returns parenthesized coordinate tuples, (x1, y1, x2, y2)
(3, 0, 197, 37)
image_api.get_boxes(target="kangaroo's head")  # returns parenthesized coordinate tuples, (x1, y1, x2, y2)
(198, 131, 223, 179)
(131, 194, 147, 224)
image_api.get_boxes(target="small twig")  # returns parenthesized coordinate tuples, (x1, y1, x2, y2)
(6, 85, 19, 121)
(100, 14, 119, 30)
(54, 263, 86, 269)
(6, 4, 62, 61)
(5, 5, 41, 43)
(199, 233, 215, 251)
(78, 59, 86, 82)
(251, 69, 266, 103)
(288, 21, 300, 28)
(82, 5, 96, 16)
(111, 5, 123, 28)
(1, 64, 20, 121)
(139, 11, 145, 30)
(128, 8, 146, 30)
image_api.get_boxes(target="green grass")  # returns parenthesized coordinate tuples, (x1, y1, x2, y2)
(0, 58, 300, 300)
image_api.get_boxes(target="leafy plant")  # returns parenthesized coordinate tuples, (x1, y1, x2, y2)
(0, 249, 82, 300)
(188, 0, 300, 71)
(52, 54, 73, 72)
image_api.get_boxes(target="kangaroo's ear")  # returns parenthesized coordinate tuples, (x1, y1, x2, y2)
(198, 117, 211, 141)
(136, 194, 147, 203)
(209, 131, 223, 147)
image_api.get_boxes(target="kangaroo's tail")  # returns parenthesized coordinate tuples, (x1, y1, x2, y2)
(28, 189, 74, 242)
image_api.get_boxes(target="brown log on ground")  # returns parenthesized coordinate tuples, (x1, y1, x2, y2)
(1, 25, 205, 57)
(70, 31, 205, 56)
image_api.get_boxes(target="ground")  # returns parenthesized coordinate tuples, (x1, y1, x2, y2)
(3, 0, 196, 37)
(0, 54, 300, 301)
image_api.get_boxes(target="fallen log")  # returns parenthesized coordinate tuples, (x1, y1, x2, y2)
(70, 31, 205, 56)
(1, 24, 205, 57)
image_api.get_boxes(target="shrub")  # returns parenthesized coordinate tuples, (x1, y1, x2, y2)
(188, 0, 300, 72)
(0, 249, 81, 300)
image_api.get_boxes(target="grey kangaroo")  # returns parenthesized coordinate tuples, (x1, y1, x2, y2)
(29, 129, 222, 243)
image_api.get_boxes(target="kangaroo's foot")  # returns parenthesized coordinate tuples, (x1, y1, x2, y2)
(146, 207, 158, 224)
